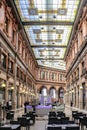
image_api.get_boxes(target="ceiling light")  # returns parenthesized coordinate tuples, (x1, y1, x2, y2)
(53, 27, 56, 29)
(28, 8, 38, 15)
(53, 15, 56, 18)
(58, 8, 67, 15)
(39, 16, 42, 19)
(41, 27, 44, 30)
(33, 29, 41, 34)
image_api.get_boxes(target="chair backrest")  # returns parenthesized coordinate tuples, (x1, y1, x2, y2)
(57, 112, 65, 117)
(68, 120, 75, 124)
(66, 126, 79, 130)
(82, 117, 87, 126)
(48, 117, 61, 124)
(17, 117, 28, 126)
(0, 127, 11, 130)
(61, 117, 69, 124)
(72, 111, 78, 117)
(49, 112, 56, 117)
(6, 112, 14, 120)
(47, 126, 62, 130)
(10, 120, 20, 124)
(48, 117, 57, 124)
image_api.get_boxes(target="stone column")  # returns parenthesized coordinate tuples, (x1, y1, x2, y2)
(5, 79, 9, 103)
(76, 86, 78, 108)
(69, 90, 72, 106)
(85, 81, 87, 110)
(21, 93, 24, 107)
(12, 56, 17, 109)
(79, 86, 83, 109)
(25, 88, 27, 101)
(67, 92, 70, 105)
(17, 85, 20, 108)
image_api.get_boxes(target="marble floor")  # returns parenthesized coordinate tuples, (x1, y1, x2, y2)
(30, 105, 84, 130)
(30, 120, 48, 130)
(30, 106, 72, 130)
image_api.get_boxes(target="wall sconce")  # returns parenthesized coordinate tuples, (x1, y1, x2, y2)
(22, 90, 25, 93)
(1, 83, 6, 87)
(80, 86, 83, 89)
(72, 89, 74, 93)
(11, 86, 14, 90)
(69, 90, 71, 94)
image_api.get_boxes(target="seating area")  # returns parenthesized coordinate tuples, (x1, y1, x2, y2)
(0, 111, 36, 130)
(46, 110, 87, 130)
(0, 107, 87, 130)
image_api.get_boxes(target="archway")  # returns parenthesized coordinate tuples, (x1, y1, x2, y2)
(49, 87, 57, 103)
(58, 87, 64, 103)
(39, 86, 48, 105)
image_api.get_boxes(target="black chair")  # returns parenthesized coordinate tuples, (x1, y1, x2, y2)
(66, 126, 79, 130)
(72, 111, 78, 120)
(68, 120, 75, 124)
(10, 120, 20, 124)
(0, 127, 11, 130)
(47, 126, 62, 130)
(26, 112, 35, 124)
(48, 117, 61, 124)
(57, 112, 65, 117)
(61, 117, 69, 124)
(74, 112, 83, 123)
(80, 116, 87, 128)
(17, 117, 30, 130)
(49, 112, 56, 117)
(6, 112, 14, 121)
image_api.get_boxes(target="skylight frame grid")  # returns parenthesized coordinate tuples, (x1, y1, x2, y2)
(32, 48, 66, 59)
(15, 0, 80, 22)
(24, 25, 72, 46)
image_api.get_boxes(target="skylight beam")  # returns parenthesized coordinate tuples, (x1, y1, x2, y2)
(22, 21, 73, 25)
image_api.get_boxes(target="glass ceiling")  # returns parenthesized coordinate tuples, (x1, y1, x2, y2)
(14, 0, 80, 70)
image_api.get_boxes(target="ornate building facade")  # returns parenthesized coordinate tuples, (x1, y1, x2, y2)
(65, 5, 87, 110)
(0, 0, 66, 115)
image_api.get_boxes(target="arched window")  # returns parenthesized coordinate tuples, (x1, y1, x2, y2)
(50, 87, 56, 98)
(58, 88, 64, 98)
(41, 87, 47, 96)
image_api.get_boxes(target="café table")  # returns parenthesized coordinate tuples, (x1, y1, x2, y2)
(46, 123, 79, 130)
(1, 124, 21, 130)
